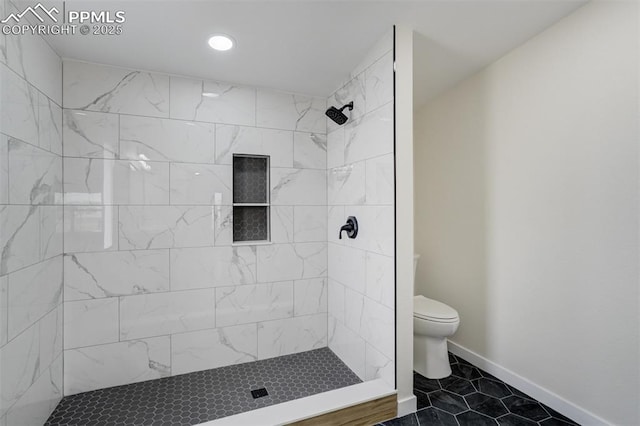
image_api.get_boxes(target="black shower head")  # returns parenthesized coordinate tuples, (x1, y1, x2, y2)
(325, 101, 354, 125)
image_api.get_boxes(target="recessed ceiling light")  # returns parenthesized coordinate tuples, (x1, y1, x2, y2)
(208, 34, 234, 51)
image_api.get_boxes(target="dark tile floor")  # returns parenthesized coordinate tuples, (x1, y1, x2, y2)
(381, 353, 580, 426)
(45, 348, 361, 426)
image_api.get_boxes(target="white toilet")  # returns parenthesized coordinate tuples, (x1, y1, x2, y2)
(413, 254, 460, 379)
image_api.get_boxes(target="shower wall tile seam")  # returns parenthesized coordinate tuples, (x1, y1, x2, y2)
(60, 313, 329, 357)
(0, 130, 61, 157)
(0, 58, 62, 108)
(0, 284, 61, 347)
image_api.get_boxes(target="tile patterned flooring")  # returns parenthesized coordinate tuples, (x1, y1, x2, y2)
(382, 353, 580, 426)
(45, 348, 361, 425)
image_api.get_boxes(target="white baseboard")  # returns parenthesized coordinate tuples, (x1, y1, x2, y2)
(397, 394, 417, 417)
(448, 341, 609, 426)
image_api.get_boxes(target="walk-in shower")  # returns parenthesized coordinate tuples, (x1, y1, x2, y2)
(0, 4, 396, 422)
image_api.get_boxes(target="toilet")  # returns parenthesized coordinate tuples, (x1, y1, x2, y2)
(413, 254, 460, 379)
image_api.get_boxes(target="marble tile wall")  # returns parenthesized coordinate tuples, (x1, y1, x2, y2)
(0, 0, 64, 423)
(61, 59, 329, 395)
(326, 31, 396, 388)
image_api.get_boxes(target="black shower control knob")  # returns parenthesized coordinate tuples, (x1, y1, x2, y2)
(338, 216, 358, 239)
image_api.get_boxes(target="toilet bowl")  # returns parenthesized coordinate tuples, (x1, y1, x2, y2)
(413, 255, 460, 379)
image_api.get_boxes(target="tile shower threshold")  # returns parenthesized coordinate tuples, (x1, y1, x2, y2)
(46, 348, 366, 426)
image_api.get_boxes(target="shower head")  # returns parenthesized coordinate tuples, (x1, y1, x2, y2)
(325, 101, 354, 125)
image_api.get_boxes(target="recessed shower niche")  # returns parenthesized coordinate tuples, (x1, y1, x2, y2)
(232, 154, 270, 243)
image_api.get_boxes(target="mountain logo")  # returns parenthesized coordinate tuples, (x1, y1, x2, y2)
(1, 3, 59, 24)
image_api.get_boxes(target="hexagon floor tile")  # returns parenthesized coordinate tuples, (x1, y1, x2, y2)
(45, 348, 361, 426)
(381, 353, 580, 426)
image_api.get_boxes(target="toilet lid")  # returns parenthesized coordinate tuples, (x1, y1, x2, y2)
(414, 295, 459, 321)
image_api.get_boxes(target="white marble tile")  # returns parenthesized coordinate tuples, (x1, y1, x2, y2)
(171, 324, 257, 375)
(118, 206, 214, 250)
(0, 276, 7, 347)
(4, 354, 62, 426)
(170, 163, 231, 205)
(328, 315, 366, 380)
(64, 250, 170, 301)
(0, 306, 61, 417)
(0, 135, 8, 205)
(63, 158, 170, 205)
(170, 246, 256, 291)
(7, 257, 62, 340)
(0, 63, 38, 146)
(63, 61, 169, 117)
(349, 206, 394, 257)
(63, 336, 170, 395)
(344, 287, 365, 336)
(170, 77, 256, 126)
(215, 282, 293, 327)
(328, 243, 365, 293)
(343, 102, 393, 165)
(63, 110, 119, 159)
(8, 138, 62, 205)
(293, 132, 326, 169)
(327, 72, 366, 134)
(361, 298, 395, 359)
(64, 298, 118, 349)
(365, 154, 394, 205)
(213, 205, 233, 246)
(39, 207, 61, 263)
(120, 115, 215, 163)
(38, 92, 62, 155)
(0, 205, 40, 275)
(294, 278, 327, 316)
(0, 323, 39, 416)
(327, 205, 345, 246)
(365, 343, 394, 387)
(365, 52, 394, 114)
(5, 9, 62, 104)
(366, 252, 395, 309)
(257, 313, 327, 360)
(257, 243, 327, 282)
(327, 279, 345, 324)
(39, 306, 63, 374)
(293, 206, 327, 243)
(215, 124, 293, 167)
(328, 162, 366, 206)
(120, 290, 215, 341)
(326, 127, 345, 169)
(270, 206, 294, 243)
(257, 90, 325, 133)
(63, 205, 118, 253)
(270, 168, 326, 206)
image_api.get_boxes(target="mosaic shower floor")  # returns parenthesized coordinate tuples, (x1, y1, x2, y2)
(382, 353, 580, 426)
(45, 348, 361, 426)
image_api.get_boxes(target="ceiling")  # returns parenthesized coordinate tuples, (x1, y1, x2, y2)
(35, 0, 586, 108)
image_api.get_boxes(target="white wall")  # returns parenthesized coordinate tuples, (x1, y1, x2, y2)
(394, 25, 416, 416)
(326, 30, 396, 388)
(414, 2, 639, 425)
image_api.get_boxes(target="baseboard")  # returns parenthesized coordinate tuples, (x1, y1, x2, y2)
(396, 394, 417, 417)
(448, 341, 609, 426)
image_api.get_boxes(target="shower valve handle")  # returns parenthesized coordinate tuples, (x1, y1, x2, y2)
(339, 216, 358, 239)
